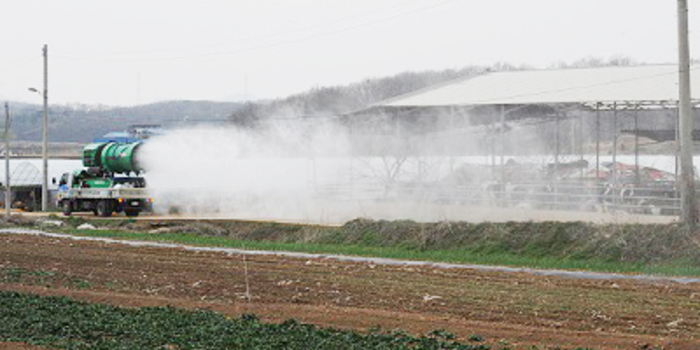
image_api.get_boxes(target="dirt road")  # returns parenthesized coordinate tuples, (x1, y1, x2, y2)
(1, 232, 699, 349)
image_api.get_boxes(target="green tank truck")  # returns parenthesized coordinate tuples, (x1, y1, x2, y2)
(56, 142, 153, 217)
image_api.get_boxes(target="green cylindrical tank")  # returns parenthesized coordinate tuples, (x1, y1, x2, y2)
(82, 142, 143, 174)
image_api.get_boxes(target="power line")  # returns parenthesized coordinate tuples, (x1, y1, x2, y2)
(0, 56, 40, 75)
(55, 0, 431, 57)
(53, 0, 461, 63)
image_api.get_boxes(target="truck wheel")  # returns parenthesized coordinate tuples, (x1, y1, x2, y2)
(62, 201, 72, 216)
(124, 209, 140, 217)
(96, 200, 113, 217)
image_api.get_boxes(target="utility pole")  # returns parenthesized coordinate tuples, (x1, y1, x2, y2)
(42, 44, 48, 212)
(499, 104, 505, 207)
(4, 103, 10, 219)
(678, 0, 696, 227)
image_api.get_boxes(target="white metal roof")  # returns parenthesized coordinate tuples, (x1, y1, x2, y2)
(376, 65, 700, 107)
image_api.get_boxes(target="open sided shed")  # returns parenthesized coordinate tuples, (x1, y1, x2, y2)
(347, 64, 700, 216)
(370, 65, 699, 184)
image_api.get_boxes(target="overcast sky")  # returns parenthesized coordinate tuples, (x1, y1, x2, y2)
(0, 0, 697, 106)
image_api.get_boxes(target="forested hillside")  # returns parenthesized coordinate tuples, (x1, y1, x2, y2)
(228, 66, 487, 126)
(7, 100, 241, 143)
(6, 67, 484, 142)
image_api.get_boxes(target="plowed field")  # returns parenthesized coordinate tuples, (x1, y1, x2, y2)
(1, 232, 699, 349)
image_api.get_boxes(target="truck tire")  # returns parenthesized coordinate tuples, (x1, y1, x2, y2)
(96, 200, 113, 217)
(62, 201, 72, 216)
(124, 209, 140, 217)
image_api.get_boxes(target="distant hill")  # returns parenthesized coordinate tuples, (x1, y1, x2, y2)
(4, 67, 491, 142)
(228, 66, 486, 126)
(6, 100, 242, 143)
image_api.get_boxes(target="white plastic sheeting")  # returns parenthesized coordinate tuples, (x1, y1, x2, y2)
(0, 159, 81, 188)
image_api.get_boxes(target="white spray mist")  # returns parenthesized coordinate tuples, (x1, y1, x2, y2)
(137, 112, 495, 224)
(138, 110, 673, 225)
(139, 119, 354, 222)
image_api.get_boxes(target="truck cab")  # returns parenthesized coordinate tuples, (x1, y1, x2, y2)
(57, 171, 152, 217)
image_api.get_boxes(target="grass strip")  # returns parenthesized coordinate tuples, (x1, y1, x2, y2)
(61, 227, 700, 277)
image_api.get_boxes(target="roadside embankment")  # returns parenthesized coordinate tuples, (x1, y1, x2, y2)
(4, 215, 700, 275)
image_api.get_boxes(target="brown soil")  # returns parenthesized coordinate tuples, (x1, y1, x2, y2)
(1, 233, 699, 349)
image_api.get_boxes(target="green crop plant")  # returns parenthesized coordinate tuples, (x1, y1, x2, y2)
(0, 291, 502, 350)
